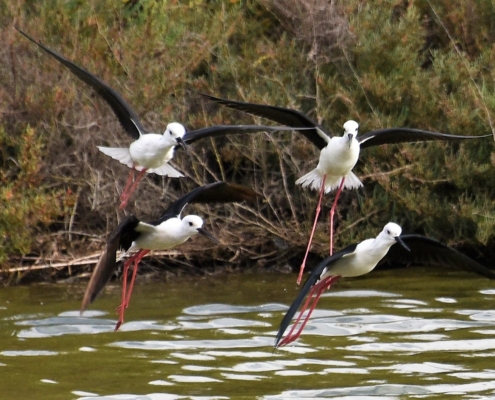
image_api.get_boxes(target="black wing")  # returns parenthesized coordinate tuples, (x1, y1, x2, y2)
(275, 243, 358, 347)
(151, 181, 262, 225)
(359, 127, 491, 149)
(384, 234, 495, 279)
(81, 215, 140, 312)
(200, 93, 330, 149)
(182, 124, 312, 145)
(16, 27, 146, 139)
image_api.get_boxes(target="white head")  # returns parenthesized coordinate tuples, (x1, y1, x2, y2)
(181, 215, 204, 235)
(380, 222, 402, 240)
(377, 222, 409, 251)
(343, 120, 359, 137)
(163, 122, 187, 145)
(181, 215, 218, 244)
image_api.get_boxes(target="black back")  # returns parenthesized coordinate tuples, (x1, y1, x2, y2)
(16, 27, 147, 139)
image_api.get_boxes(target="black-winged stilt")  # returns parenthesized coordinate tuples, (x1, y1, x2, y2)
(275, 222, 495, 347)
(80, 181, 261, 331)
(199, 93, 492, 284)
(16, 28, 307, 209)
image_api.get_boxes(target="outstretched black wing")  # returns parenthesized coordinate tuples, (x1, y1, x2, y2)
(200, 93, 330, 149)
(16, 27, 147, 139)
(384, 234, 495, 279)
(275, 243, 358, 347)
(358, 127, 491, 149)
(81, 215, 140, 312)
(183, 124, 311, 145)
(151, 181, 262, 225)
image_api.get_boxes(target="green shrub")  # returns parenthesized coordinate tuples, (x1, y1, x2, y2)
(0, 125, 63, 265)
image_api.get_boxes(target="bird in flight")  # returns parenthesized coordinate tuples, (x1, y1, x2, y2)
(80, 181, 261, 331)
(16, 27, 310, 209)
(199, 93, 492, 285)
(275, 222, 495, 347)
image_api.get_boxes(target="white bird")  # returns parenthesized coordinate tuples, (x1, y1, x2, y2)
(200, 93, 492, 284)
(16, 27, 306, 209)
(275, 222, 495, 347)
(80, 181, 261, 331)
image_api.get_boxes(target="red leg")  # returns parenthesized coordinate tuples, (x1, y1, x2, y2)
(119, 167, 148, 210)
(297, 174, 327, 285)
(123, 250, 149, 309)
(278, 275, 341, 347)
(279, 283, 322, 344)
(120, 167, 136, 203)
(115, 255, 134, 331)
(281, 282, 329, 344)
(114, 250, 146, 331)
(329, 177, 346, 256)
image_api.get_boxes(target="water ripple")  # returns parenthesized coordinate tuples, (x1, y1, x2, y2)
(183, 303, 287, 316)
(345, 338, 495, 353)
(111, 336, 273, 350)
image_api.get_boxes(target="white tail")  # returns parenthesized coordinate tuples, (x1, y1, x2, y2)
(343, 171, 362, 190)
(296, 169, 362, 193)
(148, 163, 184, 177)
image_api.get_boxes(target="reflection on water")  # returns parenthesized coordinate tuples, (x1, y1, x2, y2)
(0, 267, 495, 399)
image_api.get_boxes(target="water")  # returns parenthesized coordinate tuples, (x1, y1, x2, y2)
(1, 267, 495, 399)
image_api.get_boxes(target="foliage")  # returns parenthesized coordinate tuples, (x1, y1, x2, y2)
(0, 125, 63, 265)
(1, 0, 495, 273)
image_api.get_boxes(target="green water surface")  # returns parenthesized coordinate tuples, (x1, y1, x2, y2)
(1, 267, 494, 399)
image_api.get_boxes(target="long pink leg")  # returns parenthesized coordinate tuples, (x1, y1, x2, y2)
(279, 284, 323, 343)
(278, 284, 328, 347)
(123, 250, 149, 309)
(115, 256, 134, 331)
(119, 167, 148, 210)
(114, 250, 145, 331)
(278, 275, 341, 347)
(297, 175, 327, 285)
(329, 177, 346, 256)
(121, 168, 136, 202)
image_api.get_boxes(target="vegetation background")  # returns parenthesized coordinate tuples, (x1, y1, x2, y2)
(2, 0, 495, 282)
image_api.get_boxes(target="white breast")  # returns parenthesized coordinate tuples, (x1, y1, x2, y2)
(322, 238, 393, 279)
(129, 134, 175, 169)
(317, 136, 360, 178)
(132, 218, 192, 251)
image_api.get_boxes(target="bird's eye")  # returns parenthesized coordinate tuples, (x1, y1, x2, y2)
(169, 131, 173, 135)
(189, 222, 193, 227)
(386, 230, 390, 234)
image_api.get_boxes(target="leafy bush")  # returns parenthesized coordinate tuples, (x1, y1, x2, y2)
(0, 125, 63, 265)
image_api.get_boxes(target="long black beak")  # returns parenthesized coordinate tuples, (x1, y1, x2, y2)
(197, 228, 219, 244)
(395, 236, 411, 252)
(177, 137, 190, 154)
